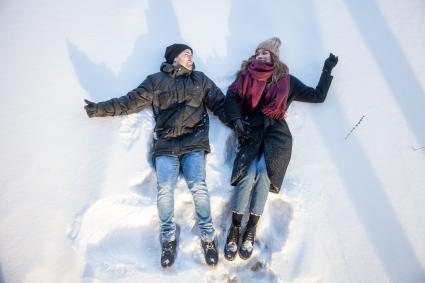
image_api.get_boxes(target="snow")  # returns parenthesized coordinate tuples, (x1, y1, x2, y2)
(1, 0, 425, 282)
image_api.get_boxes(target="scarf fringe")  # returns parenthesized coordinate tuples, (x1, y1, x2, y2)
(261, 108, 285, 119)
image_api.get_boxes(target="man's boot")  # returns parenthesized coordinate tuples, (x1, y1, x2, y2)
(201, 238, 219, 266)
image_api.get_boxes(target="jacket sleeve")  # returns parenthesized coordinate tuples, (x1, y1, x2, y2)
(95, 76, 154, 117)
(224, 90, 242, 123)
(202, 75, 230, 126)
(291, 71, 333, 103)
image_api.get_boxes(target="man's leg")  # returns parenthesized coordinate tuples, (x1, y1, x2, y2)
(155, 155, 180, 244)
(180, 151, 214, 241)
(181, 151, 219, 265)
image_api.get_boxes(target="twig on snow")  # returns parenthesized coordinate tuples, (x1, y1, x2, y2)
(345, 115, 366, 140)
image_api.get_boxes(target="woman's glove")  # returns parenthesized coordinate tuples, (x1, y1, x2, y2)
(323, 53, 338, 73)
(84, 99, 98, 118)
(234, 118, 251, 143)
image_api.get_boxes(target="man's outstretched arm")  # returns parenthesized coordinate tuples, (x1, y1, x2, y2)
(84, 76, 155, 117)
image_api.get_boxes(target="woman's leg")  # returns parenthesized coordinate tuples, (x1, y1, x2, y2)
(225, 157, 258, 260)
(232, 158, 258, 215)
(240, 154, 270, 259)
(249, 154, 271, 216)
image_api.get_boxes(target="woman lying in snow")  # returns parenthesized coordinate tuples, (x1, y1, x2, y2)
(223, 37, 338, 260)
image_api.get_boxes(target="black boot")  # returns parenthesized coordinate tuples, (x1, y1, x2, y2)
(201, 238, 219, 266)
(239, 225, 256, 260)
(224, 225, 241, 261)
(161, 239, 177, 268)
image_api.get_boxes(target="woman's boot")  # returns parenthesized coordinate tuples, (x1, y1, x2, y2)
(239, 224, 256, 260)
(224, 224, 241, 261)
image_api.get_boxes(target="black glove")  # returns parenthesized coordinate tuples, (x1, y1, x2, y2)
(323, 53, 338, 73)
(84, 99, 98, 118)
(234, 118, 251, 143)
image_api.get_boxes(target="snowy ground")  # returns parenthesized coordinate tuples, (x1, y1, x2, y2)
(1, 0, 425, 282)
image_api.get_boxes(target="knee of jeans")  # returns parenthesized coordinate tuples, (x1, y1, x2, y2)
(238, 168, 256, 185)
(157, 183, 174, 196)
(187, 179, 207, 191)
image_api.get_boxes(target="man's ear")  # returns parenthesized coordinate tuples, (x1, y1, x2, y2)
(172, 58, 179, 67)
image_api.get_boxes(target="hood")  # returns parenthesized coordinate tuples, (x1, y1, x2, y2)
(160, 62, 195, 77)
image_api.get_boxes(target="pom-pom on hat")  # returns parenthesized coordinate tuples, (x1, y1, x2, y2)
(256, 37, 281, 57)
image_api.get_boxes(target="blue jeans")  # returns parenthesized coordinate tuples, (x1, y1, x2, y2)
(155, 151, 215, 244)
(233, 154, 270, 215)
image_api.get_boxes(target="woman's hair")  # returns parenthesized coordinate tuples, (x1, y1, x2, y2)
(237, 52, 289, 85)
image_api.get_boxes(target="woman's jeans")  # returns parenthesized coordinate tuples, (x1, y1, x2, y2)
(233, 154, 270, 216)
(155, 151, 215, 244)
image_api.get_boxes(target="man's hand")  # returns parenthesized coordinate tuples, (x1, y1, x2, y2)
(84, 99, 97, 118)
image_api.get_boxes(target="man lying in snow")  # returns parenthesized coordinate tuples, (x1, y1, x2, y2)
(84, 43, 228, 268)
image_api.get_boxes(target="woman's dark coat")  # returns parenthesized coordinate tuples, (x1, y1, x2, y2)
(224, 71, 333, 193)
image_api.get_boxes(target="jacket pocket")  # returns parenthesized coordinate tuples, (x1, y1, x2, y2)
(186, 86, 203, 107)
(158, 91, 177, 110)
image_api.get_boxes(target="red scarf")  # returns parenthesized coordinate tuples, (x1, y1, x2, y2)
(229, 60, 290, 119)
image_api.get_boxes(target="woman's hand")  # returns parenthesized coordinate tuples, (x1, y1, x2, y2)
(234, 118, 252, 143)
(323, 53, 338, 73)
(84, 99, 98, 118)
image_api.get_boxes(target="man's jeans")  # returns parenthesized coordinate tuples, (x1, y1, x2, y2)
(233, 154, 270, 215)
(155, 151, 215, 244)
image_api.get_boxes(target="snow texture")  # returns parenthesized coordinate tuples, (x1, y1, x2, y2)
(1, 0, 425, 282)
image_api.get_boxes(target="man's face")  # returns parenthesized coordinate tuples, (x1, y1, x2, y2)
(174, 49, 193, 70)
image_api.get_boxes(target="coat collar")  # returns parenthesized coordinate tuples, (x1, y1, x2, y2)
(160, 62, 195, 78)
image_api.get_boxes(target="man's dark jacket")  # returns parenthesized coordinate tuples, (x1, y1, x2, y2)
(92, 63, 228, 156)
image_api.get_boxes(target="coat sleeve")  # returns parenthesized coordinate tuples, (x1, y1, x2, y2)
(95, 76, 154, 117)
(224, 90, 242, 123)
(290, 71, 333, 103)
(202, 74, 230, 126)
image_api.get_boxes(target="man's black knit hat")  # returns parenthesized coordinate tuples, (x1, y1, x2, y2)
(164, 43, 193, 64)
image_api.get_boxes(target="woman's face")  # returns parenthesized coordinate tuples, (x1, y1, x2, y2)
(255, 48, 272, 63)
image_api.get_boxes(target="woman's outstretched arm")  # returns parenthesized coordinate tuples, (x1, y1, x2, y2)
(291, 53, 338, 103)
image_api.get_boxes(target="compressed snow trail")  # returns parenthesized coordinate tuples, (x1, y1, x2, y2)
(1, 0, 425, 282)
(66, 109, 301, 282)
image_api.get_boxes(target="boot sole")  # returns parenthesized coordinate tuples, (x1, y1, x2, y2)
(238, 250, 253, 260)
(224, 252, 237, 261)
(206, 262, 218, 268)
